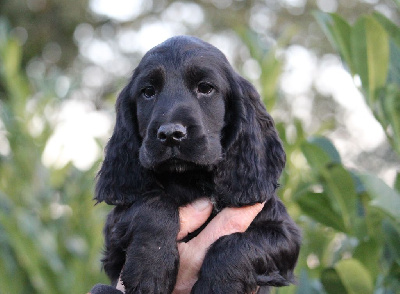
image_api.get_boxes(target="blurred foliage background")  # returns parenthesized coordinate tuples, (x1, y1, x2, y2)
(0, 0, 399, 293)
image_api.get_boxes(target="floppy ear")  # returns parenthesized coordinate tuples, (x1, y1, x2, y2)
(215, 75, 285, 207)
(95, 82, 149, 205)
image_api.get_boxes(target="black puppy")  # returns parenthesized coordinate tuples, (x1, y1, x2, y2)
(93, 36, 301, 294)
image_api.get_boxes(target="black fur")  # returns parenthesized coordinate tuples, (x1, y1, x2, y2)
(95, 36, 301, 294)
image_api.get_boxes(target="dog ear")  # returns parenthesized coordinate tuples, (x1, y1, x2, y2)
(215, 74, 286, 206)
(95, 82, 149, 205)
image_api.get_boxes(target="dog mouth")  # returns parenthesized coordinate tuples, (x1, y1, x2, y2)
(139, 137, 222, 172)
(154, 158, 206, 173)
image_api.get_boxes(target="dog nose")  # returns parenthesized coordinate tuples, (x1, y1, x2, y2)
(157, 123, 187, 146)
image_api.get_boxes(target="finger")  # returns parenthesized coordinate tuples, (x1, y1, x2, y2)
(116, 278, 125, 293)
(177, 198, 213, 240)
(190, 202, 264, 250)
(174, 202, 265, 292)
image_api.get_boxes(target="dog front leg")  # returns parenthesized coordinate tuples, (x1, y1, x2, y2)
(192, 198, 301, 294)
(116, 198, 180, 294)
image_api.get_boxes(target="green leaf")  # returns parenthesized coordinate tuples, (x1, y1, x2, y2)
(395, 172, 400, 192)
(308, 136, 341, 164)
(350, 18, 369, 98)
(359, 193, 386, 239)
(321, 268, 348, 294)
(351, 16, 389, 102)
(334, 259, 374, 294)
(301, 139, 358, 232)
(301, 141, 332, 173)
(322, 164, 358, 233)
(388, 40, 400, 86)
(0, 211, 58, 293)
(364, 17, 390, 96)
(1, 39, 21, 78)
(373, 12, 400, 47)
(380, 85, 400, 155)
(358, 173, 400, 220)
(314, 12, 354, 74)
(261, 49, 283, 110)
(385, 263, 400, 291)
(296, 192, 347, 232)
(353, 239, 381, 278)
(382, 220, 400, 263)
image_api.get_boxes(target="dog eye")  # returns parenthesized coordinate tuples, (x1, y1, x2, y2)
(197, 82, 214, 95)
(142, 86, 156, 98)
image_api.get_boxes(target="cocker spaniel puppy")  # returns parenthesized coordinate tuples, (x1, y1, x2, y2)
(93, 36, 301, 294)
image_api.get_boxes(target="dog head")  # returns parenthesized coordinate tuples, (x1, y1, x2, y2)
(134, 37, 230, 172)
(95, 36, 285, 206)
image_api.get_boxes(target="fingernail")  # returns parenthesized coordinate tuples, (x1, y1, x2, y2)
(191, 198, 211, 211)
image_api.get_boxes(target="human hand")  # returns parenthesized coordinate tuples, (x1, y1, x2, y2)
(173, 199, 264, 294)
(115, 199, 264, 294)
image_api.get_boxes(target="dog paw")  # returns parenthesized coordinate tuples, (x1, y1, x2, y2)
(191, 279, 257, 294)
(121, 274, 174, 294)
(121, 263, 177, 294)
(121, 250, 178, 294)
(122, 276, 173, 294)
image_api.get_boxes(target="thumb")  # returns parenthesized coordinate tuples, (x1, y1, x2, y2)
(189, 202, 264, 250)
(177, 198, 213, 240)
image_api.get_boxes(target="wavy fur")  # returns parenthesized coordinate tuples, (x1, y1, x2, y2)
(93, 36, 301, 294)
